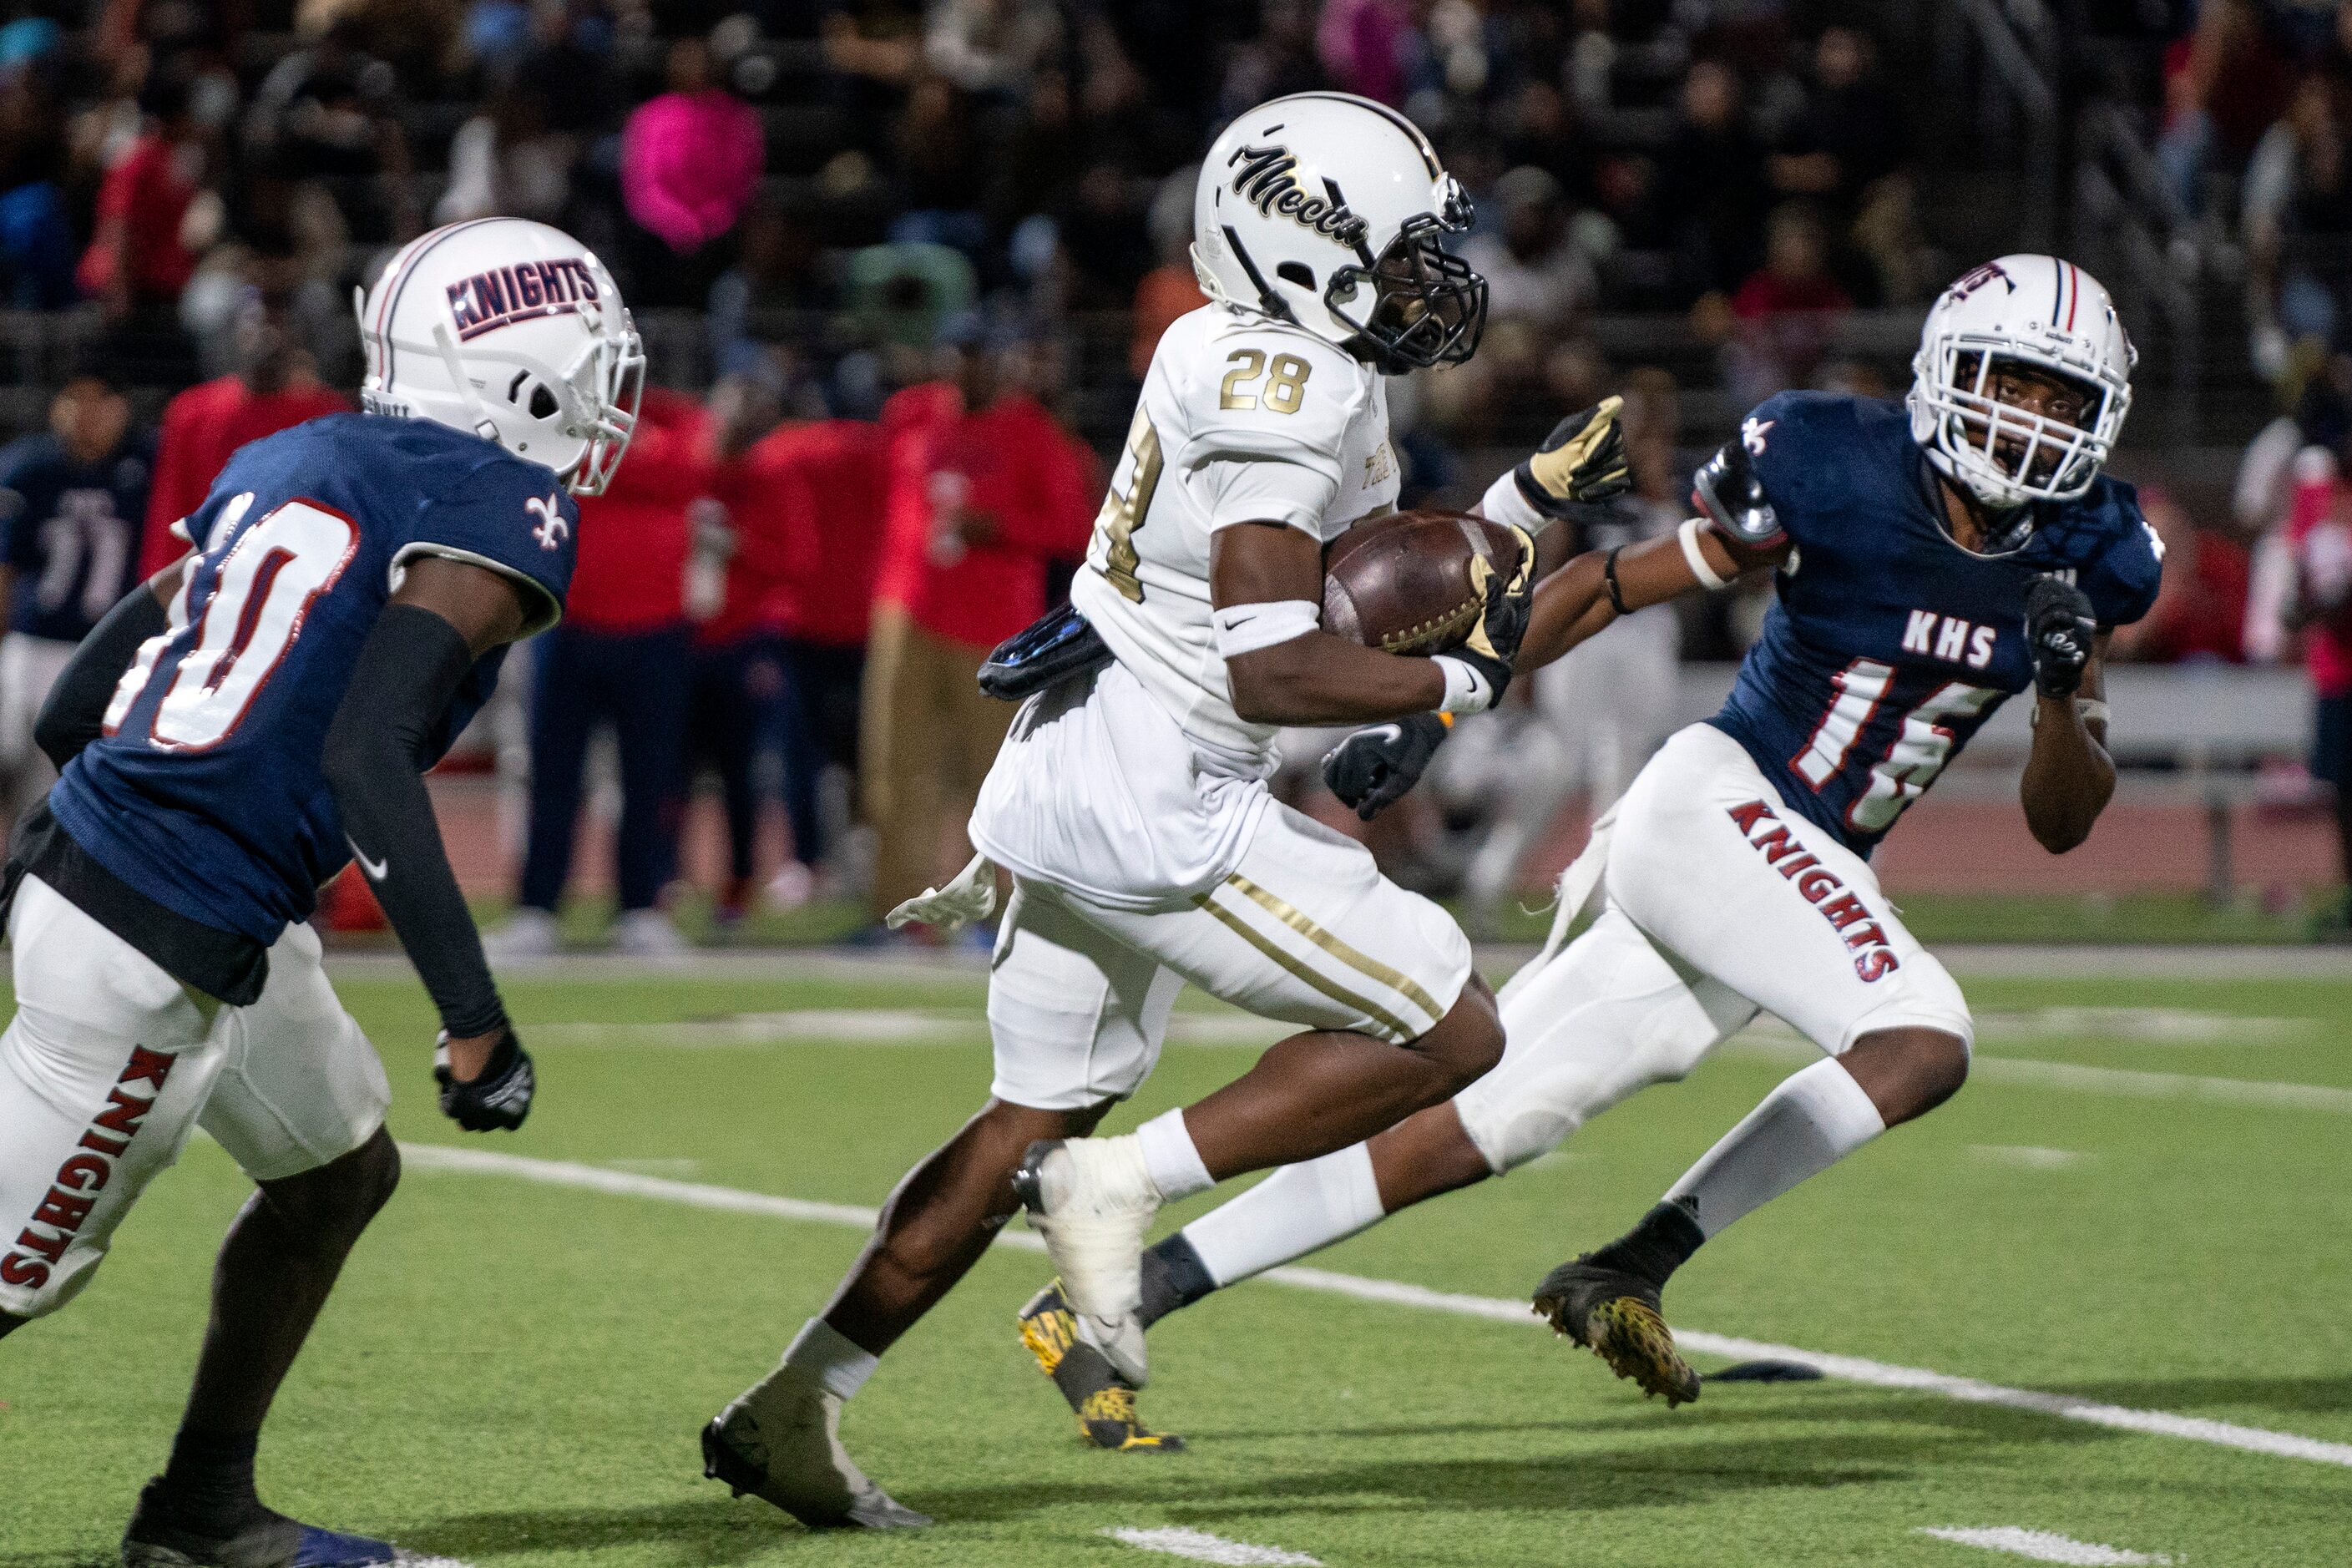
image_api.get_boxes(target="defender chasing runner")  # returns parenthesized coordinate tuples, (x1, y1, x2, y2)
(1022, 254, 2160, 1439)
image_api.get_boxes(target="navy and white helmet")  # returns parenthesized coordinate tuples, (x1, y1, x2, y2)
(1908, 255, 2135, 513)
(1191, 93, 1486, 373)
(357, 217, 645, 496)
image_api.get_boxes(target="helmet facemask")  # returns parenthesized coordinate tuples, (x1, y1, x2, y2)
(1327, 193, 1487, 373)
(1916, 335, 2129, 513)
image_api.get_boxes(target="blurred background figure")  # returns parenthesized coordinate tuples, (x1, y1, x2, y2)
(736, 408, 889, 912)
(861, 315, 1089, 938)
(620, 33, 762, 308)
(0, 371, 150, 821)
(141, 287, 346, 575)
(493, 387, 701, 960)
(682, 357, 795, 930)
(1460, 368, 1684, 931)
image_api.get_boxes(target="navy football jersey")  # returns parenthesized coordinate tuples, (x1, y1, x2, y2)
(0, 432, 153, 643)
(1709, 392, 2161, 857)
(48, 414, 577, 943)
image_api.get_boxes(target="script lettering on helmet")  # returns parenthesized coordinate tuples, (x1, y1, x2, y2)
(1227, 144, 1370, 250)
(447, 258, 599, 341)
(1948, 260, 2016, 301)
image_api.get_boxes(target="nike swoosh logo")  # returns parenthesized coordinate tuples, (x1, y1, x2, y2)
(348, 837, 388, 882)
(1360, 724, 1403, 745)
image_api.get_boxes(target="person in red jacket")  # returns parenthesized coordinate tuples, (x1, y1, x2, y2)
(734, 414, 889, 906)
(490, 387, 702, 959)
(685, 367, 808, 924)
(141, 333, 349, 575)
(862, 316, 1094, 928)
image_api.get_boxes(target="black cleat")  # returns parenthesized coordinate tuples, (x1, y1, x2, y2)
(120, 1479, 396, 1568)
(1531, 1255, 1700, 1407)
(1017, 1281, 1183, 1452)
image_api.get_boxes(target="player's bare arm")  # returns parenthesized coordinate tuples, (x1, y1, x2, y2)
(321, 554, 537, 1119)
(2019, 625, 2116, 853)
(1216, 519, 1504, 722)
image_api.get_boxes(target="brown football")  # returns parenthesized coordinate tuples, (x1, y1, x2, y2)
(1322, 508, 1523, 655)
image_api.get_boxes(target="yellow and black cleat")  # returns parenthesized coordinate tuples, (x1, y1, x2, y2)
(1532, 1257, 1701, 1408)
(1017, 1281, 1184, 1452)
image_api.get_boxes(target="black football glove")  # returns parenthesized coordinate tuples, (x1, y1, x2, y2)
(1513, 397, 1632, 518)
(1323, 712, 1449, 820)
(434, 1028, 534, 1133)
(2024, 575, 2097, 699)
(1690, 438, 1787, 549)
(1438, 523, 1536, 709)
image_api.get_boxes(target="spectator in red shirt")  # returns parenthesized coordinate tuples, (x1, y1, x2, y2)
(1723, 203, 1851, 404)
(863, 317, 1092, 928)
(76, 68, 205, 316)
(2108, 485, 2250, 665)
(139, 323, 349, 574)
(734, 413, 890, 906)
(682, 365, 807, 924)
(493, 386, 702, 959)
(2281, 453, 2352, 934)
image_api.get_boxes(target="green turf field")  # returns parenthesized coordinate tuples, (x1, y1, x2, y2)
(5, 959, 2350, 1568)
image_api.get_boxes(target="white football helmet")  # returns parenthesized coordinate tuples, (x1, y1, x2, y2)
(356, 217, 644, 496)
(1908, 254, 2135, 513)
(1192, 92, 1485, 372)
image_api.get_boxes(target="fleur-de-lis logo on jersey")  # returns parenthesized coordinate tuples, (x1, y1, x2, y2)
(527, 493, 567, 551)
(1741, 417, 1774, 456)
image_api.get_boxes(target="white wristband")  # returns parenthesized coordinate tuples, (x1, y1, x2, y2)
(1433, 655, 1495, 714)
(1213, 599, 1322, 658)
(1677, 517, 1732, 590)
(1479, 470, 1546, 533)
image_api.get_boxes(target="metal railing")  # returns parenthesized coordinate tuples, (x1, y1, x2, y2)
(2071, 101, 2204, 445)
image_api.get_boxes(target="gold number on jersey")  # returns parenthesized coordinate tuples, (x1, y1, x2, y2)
(1219, 350, 1265, 410)
(1218, 349, 1312, 414)
(1095, 407, 1163, 602)
(1266, 353, 1311, 413)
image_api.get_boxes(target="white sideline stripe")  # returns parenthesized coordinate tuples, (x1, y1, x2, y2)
(1731, 1037, 2352, 1115)
(1105, 1526, 1322, 1565)
(398, 1145, 2352, 1470)
(1916, 1526, 2172, 1565)
(397, 1556, 480, 1568)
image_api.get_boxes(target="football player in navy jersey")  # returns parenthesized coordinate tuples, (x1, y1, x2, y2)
(0, 374, 153, 819)
(0, 217, 640, 1567)
(1017, 255, 2157, 1440)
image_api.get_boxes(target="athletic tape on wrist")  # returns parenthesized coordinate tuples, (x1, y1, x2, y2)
(1480, 469, 1546, 532)
(1212, 599, 1322, 658)
(1677, 517, 1732, 591)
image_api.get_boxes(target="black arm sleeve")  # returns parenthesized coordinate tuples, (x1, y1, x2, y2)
(321, 604, 507, 1039)
(35, 584, 168, 770)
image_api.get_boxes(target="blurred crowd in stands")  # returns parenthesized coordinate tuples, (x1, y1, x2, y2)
(0, 0, 2346, 936)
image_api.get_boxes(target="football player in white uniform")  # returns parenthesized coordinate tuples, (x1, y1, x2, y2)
(1017, 256, 2154, 1440)
(700, 92, 1631, 1519)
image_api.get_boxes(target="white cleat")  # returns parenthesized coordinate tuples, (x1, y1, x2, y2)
(1011, 1136, 1161, 1386)
(702, 1363, 930, 1530)
(614, 908, 690, 960)
(482, 907, 559, 964)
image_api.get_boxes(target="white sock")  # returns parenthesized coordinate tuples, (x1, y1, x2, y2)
(781, 1316, 878, 1400)
(1665, 1057, 1886, 1238)
(1179, 1142, 1385, 1287)
(1135, 1108, 1214, 1201)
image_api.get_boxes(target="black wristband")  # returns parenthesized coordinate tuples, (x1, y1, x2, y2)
(1603, 548, 1629, 616)
(322, 604, 506, 1039)
(36, 583, 169, 769)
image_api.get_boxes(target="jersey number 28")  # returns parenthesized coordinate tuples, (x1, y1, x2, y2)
(104, 496, 359, 751)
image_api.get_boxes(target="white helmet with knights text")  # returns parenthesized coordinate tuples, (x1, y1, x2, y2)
(1908, 254, 2135, 513)
(356, 217, 645, 496)
(1191, 93, 1486, 373)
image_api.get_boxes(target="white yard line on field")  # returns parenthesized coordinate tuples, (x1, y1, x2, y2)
(1967, 1146, 2092, 1170)
(1104, 1526, 1322, 1565)
(400, 1144, 2352, 1471)
(1915, 1526, 2172, 1565)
